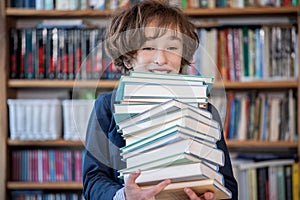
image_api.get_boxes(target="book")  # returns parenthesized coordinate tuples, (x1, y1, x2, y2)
(116, 75, 207, 101)
(121, 83, 208, 101)
(114, 101, 206, 124)
(120, 128, 216, 159)
(116, 99, 212, 129)
(122, 162, 224, 186)
(292, 162, 299, 200)
(120, 97, 207, 104)
(118, 153, 218, 175)
(123, 124, 217, 149)
(125, 138, 224, 168)
(140, 178, 232, 200)
(129, 71, 214, 91)
(121, 111, 220, 141)
(120, 105, 218, 134)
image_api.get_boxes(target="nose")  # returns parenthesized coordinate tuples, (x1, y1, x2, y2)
(154, 49, 167, 66)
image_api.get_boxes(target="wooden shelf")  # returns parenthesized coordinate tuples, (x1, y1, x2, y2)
(6, 7, 299, 17)
(6, 8, 113, 17)
(226, 140, 298, 148)
(8, 139, 297, 148)
(7, 182, 82, 190)
(8, 79, 298, 89)
(8, 79, 119, 89)
(8, 139, 84, 147)
(184, 6, 299, 16)
(221, 80, 298, 89)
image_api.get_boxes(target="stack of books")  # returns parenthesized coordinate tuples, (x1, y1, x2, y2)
(113, 72, 232, 199)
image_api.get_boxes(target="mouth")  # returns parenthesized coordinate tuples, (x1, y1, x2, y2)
(149, 68, 172, 74)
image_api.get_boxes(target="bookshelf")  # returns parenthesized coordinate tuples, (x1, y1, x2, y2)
(0, 1, 299, 200)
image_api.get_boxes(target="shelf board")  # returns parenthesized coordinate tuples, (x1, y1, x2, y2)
(8, 139, 84, 147)
(220, 80, 298, 89)
(184, 6, 299, 16)
(8, 139, 297, 148)
(8, 79, 298, 89)
(226, 140, 298, 148)
(6, 7, 299, 17)
(7, 182, 82, 190)
(6, 8, 113, 17)
(8, 79, 119, 88)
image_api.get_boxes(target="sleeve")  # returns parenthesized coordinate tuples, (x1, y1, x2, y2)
(113, 188, 126, 200)
(208, 103, 238, 200)
(83, 93, 123, 200)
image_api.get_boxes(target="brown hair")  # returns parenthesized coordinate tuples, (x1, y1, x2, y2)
(104, 0, 199, 72)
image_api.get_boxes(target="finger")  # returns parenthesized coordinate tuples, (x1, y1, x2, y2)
(125, 170, 141, 185)
(202, 192, 215, 200)
(143, 179, 171, 198)
(184, 187, 200, 200)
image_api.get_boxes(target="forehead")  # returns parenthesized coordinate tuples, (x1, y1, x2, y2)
(143, 27, 183, 42)
(144, 18, 182, 38)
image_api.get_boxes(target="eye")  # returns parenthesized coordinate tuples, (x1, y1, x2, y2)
(142, 47, 156, 51)
(167, 46, 178, 51)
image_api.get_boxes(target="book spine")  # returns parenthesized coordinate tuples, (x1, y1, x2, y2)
(68, 29, 75, 80)
(24, 29, 34, 79)
(10, 28, 19, 78)
(19, 29, 26, 79)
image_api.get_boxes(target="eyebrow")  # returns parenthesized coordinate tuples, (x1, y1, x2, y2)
(145, 35, 182, 42)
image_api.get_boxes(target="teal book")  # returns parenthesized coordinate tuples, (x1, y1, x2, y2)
(125, 138, 225, 168)
(118, 153, 219, 175)
(121, 107, 220, 141)
(115, 72, 214, 102)
(116, 99, 212, 130)
(130, 71, 214, 90)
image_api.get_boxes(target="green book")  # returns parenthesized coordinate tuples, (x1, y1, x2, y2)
(115, 72, 214, 102)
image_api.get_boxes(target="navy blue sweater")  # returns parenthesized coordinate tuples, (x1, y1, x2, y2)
(83, 92, 238, 200)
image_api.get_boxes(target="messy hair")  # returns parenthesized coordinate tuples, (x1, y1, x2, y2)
(104, 0, 199, 72)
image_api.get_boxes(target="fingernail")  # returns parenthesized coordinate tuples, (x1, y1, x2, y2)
(205, 193, 213, 199)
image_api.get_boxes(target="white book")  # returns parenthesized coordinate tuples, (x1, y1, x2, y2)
(124, 125, 216, 147)
(237, 159, 295, 170)
(123, 83, 208, 99)
(130, 71, 214, 90)
(121, 109, 220, 140)
(117, 99, 212, 130)
(141, 178, 232, 200)
(121, 129, 216, 159)
(125, 138, 224, 168)
(123, 162, 224, 186)
(118, 153, 219, 175)
(120, 97, 207, 104)
(120, 75, 205, 86)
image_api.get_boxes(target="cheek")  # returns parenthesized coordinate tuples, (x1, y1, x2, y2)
(136, 51, 153, 64)
(169, 54, 182, 68)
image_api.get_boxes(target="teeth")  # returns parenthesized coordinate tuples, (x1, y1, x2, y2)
(152, 70, 168, 74)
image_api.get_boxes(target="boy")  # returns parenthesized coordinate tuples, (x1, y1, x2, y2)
(83, 1, 238, 200)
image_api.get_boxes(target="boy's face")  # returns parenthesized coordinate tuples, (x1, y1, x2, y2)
(132, 26, 183, 74)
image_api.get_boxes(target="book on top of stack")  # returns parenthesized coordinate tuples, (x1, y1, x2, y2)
(113, 72, 232, 200)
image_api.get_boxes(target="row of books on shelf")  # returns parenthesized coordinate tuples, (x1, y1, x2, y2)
(10, 27, 121, 80)
(7, 99, 94, 141)
(177, 0, 298, 8)
(193, 25, 298, 81)
(9, 0, 298, 10)
(10, 25, 297, 81)
(224, 90, 297, 142)
(11, 191, 84, 200)
(232, 157, 298, 200)
(113, 72, 232, 199)
(11, 149, 83, 182)
(9, 0, 136, 10)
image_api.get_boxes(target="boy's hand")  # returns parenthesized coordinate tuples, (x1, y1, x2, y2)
(184, 188, 216, 200)
(124, 170, 171, 200)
